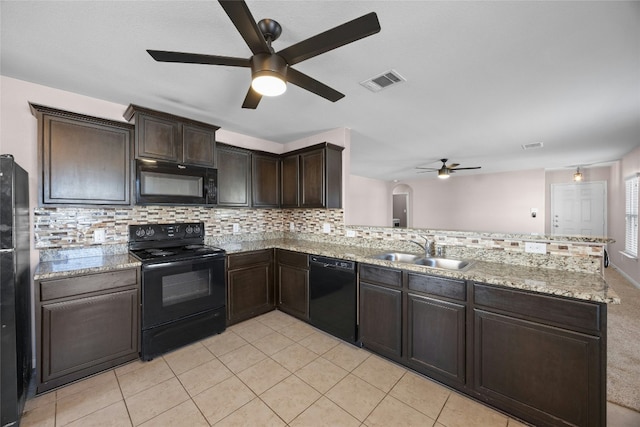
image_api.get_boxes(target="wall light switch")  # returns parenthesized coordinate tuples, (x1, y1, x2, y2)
(289, 222, 295, 232)
(232, 223, 240, 233)
(322, 223, 331, 233)
(93, 228, 106, 243)
(524, 242, 547, 254)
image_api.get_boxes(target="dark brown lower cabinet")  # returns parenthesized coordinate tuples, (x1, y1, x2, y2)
(406, 293, 466, 385)
(276, 250, 309, 320)
(36, 268, 139, 393)
(359, 282, 402, 360)
(226, 250, 274, 325)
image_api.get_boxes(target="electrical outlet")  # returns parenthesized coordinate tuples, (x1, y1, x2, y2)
(531, 208, 538, 218)
(524, 241, 547, 254)
(322, 223, 331, 233)
(289, 222, 295, 232)
(232, 223, 240, 233)
(346, 229, 356, 238)
(93, 228, 106, 243)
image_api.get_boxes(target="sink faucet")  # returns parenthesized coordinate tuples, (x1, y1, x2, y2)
(409, 235, 433, 257)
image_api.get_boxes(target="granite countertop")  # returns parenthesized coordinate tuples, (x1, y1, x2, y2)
(215, 238, 620, 304)
(33, 238, 619, 304)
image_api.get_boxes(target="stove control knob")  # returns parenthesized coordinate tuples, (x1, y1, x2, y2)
(146, 227, 155, 237)
(194, 225, 201, 234)
(135, 227, 146, 237)
(186, 225, 193, 234)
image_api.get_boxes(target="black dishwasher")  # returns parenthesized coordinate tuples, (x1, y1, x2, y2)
(309, 255, 358, 345)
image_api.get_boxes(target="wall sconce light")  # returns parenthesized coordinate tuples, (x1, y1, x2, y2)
(573, 167, 583, 182)
(251, 54, 287, 96)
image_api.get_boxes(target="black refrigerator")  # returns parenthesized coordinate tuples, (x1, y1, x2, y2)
(0, 155, 32, 427)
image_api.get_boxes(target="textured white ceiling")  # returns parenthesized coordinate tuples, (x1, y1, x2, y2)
(1, 1, 638, 180)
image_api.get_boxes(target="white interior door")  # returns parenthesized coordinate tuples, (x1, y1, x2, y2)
(551, 181, 606, 236)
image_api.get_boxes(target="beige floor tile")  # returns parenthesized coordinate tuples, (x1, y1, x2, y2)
(218, 343, 267, 373)
(162, 341, 215, 375)
(298, 330, 341, 355)
(124, 377, 189, 426)
(325, 374, 386, 421)
(23, 391, 56, 412)
(117, 358, 175, 398)
(438, 393, 509, 427)
(193, 376, 256, 425)
(114, 359, 147, 377)
(607, 402, 640, 427)
(352, 353, 406, 392)
(271, 342, 319, 372)
(322, 342, 370, 371)
(65, 400, 132, 427)
(251, 331, 295, 355)
(56, 370, 118, 400)
(215, 397, 286, 427)
(237, 357, 291, 395)
(295, 357, 349, 394)
(389, 371, 450, 419)
(178, 357, 234, 397)
(260, 375, 321, 423)
(201, 330, 248, 357)
(507, 418, 531, 427)
(290, 396, 361, 427)
(20, 401, 56, 427)
(232, 320, 275, 342)
(138, 399, 208, 427)
(365, 395, 436, 427)
(255, 310, 298, 331)
(55, 377, 123, 426)
(279, 321, 317, 341)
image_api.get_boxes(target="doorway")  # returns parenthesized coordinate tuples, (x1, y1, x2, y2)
(393, 194, 408, 227)
(551, 181, 606, 236)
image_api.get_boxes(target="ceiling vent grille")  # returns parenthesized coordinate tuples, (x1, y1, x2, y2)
(360, 69, 406, 92)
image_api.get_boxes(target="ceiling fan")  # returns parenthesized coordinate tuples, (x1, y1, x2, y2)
(146, 0, 381, 109)
(416, 159, 482, 179)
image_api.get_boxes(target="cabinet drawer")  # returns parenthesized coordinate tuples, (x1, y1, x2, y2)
(359, 264, 402, 288)
(227, 250, 273, 269)
(40, 269, 138, 301)
(277, 249, 309, 268)
(473, 283, 602, 333)
(408, 273, 466, 301)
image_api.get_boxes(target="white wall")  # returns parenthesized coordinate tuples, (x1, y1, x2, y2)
(346, 175, 390, 226)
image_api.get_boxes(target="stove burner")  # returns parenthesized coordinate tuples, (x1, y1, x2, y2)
(184, 245, 205, 250)
(147, 249, 176, 257)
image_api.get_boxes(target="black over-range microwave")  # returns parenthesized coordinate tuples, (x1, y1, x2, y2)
(135, 159, 217, 205)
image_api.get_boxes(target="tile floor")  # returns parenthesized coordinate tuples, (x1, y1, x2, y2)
(20, 310, 640, 427)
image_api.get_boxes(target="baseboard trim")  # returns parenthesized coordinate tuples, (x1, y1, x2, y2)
(609, 263, 640, 290)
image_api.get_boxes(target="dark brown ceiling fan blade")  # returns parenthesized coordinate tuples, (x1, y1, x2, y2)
(277, 12, 381, 66)
(451, 166, 482, 170)
(241, 87, 262, 109)
(415, 167, 439, 171)
(218, 0, 270, 54)
(147, 50, 250, 67)
(287, 68, 344, 102)
(447, 163, 460, 169)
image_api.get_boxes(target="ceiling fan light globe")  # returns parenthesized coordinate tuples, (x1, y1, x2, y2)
(438, 169, 450, 179)
(252, 73, 287, 96)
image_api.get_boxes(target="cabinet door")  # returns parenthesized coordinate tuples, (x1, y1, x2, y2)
(252, 154, 280, 207)
(217, 147, 251, 207)
(39, 289, 138, 388)
(278, 264, 309, 320)
(281, 155, 299, 208)
(136, 113, 181, 162)
(299, 149, 325, 208)
(41, 115, 131, 205)
(227, 264, 274, 325)
(359, 282, 402, 360)
(182, 123, 216, 167)
(474, 309, 603, 427)
(406, 293, 466, 385)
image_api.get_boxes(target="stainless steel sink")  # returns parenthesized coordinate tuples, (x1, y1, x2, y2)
(371, 252, 422, 263)
(412, 257, 472, 270)
(371, 252, 472, 270)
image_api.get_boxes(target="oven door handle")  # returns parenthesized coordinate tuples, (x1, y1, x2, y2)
(141, 257, 222, 271)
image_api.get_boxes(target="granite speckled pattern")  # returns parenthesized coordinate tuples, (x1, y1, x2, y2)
(212, 238, 619, 304)
(33, 253, 140, 281)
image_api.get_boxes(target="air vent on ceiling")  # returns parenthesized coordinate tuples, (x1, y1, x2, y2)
(360, 69, 406, 92)
(522, 142, 544, 150)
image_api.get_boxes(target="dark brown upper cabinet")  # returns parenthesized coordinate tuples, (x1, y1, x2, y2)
(281, 143, 343, 209)
(123, 104, 219, 167)
(217, 144, 252, 207)
(30, 103, 133, 207)
(252, 153, 281, 208)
